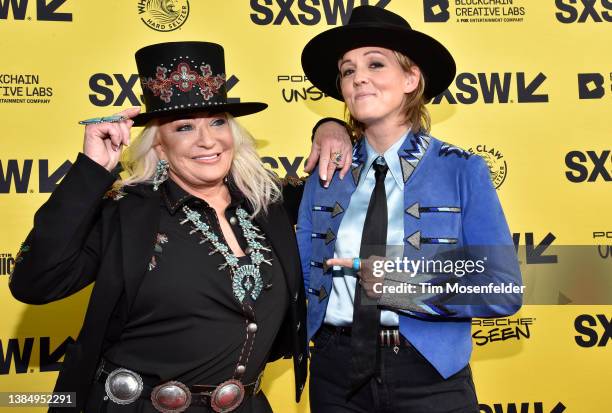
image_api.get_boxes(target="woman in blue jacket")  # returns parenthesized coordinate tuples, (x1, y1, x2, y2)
(297, 5, 522, 413)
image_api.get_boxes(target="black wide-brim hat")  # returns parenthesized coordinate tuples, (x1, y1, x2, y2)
(301, 6, 456, 101)
(132, 41, 267, 126)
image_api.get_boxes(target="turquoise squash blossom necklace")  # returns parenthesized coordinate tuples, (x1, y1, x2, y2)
(180, 205, 272, 303)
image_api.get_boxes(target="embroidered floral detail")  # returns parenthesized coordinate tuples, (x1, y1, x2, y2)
(157, 66, 168, 78)
(103, 187, 126, 201)
(141, 67, 174, 103)
(170, 62, 199, 92)
(195, 64, 225, 100)
(15, 242, 29, 264)
(154, 233, 168, 252)
(141, 61, 225, 103)
(148, 256, 158, 271)
(148, 233, 168, 271)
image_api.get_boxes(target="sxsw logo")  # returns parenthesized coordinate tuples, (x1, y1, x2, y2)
(249, 0, 390, 25)
(423, 0, 449, 22)
(512, 232, 558, 264)
(574, 314, 611, 347)
(0, 159, 71, 193)
(88, 73, 241, 107)
(555, 0, 612, 23)
(261, 156, 306, 177)
(479, 402, 566, 413)
(564, 150, 611, 183)
(0, 336, 73, 374)
(432, 72, 548, 105)
(577, 73, 611, 99)
(0, 0, 71, 21)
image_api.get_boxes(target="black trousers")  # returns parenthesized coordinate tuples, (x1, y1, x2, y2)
(309, 327, 480, 413)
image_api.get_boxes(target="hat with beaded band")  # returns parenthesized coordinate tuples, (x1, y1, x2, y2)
(132, 41, 267, 126)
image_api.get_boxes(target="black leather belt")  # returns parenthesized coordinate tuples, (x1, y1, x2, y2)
(320, 324, 411, 348)
(95, 358, 262, 412)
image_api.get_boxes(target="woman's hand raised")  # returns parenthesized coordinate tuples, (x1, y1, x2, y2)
(82, 107, 141, 172)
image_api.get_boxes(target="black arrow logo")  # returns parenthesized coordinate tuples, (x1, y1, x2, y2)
(39, 160, 72, 193)
(37, 0, 72, 22)
(550, 401, 566, 413)
(517, 72, 548, 103)
(525, 232, 558, 264)
(39, 337, 74, 372)
(225, 75, 240, 103)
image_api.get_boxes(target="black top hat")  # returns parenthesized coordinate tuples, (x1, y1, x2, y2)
(301, 6, 456, 101)
(132, 41, 267, 126)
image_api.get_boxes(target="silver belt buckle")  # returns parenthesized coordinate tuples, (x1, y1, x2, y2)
(210, 379, 245, 413)
(104, 367, 144, 405)
(151, 381, 192, 413)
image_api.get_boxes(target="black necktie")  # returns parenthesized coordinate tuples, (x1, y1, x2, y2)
(351, 156, 388, 394)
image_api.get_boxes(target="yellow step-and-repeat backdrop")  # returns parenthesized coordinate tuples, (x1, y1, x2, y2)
(1, 1, 610, 412)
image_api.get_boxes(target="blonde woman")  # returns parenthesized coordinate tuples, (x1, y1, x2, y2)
(9, 41, 350, 413)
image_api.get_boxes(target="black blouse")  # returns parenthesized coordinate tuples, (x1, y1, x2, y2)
(104, 179, 288, 385)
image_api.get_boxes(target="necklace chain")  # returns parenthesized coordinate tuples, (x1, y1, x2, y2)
(180, 205, 272, 302)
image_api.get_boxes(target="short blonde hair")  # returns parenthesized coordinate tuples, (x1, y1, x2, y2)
(117, 114, 281, 217)
(345, 51, 431, 138)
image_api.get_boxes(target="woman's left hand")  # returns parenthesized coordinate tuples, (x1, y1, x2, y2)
(304, 121, 352, 187)
(326, 256, 385, 299)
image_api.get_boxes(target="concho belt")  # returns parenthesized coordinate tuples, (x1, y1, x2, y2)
(96, 357, 263, 413)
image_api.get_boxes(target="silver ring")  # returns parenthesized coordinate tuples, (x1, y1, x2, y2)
(331, 151, 343, 166)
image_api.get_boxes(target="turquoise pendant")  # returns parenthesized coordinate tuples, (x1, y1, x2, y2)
(232, 264, 263, 303)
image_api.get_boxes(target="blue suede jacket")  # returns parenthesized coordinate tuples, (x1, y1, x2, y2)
(296, 131, 522, 378)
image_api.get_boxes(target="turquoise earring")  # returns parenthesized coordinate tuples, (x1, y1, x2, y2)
(152, 159, 169, 191)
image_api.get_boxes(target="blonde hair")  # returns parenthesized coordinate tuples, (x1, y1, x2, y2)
(117, 113, 281, 217)
(345, 51, 431, 139)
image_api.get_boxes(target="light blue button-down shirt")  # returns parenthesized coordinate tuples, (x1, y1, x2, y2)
(324, 131, 408, 326)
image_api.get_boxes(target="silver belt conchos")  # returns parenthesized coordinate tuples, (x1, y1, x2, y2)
(103, 366, 264, 413)
(150, 381, 192, 413)
(104, 367, 144, 405)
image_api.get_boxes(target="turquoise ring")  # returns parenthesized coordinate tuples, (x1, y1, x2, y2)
(352, 258, 361, 272)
